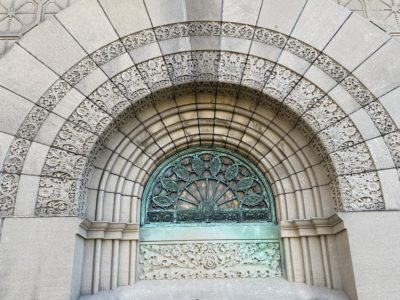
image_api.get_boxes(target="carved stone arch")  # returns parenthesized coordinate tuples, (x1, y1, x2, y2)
(30, 51, 385, 217)
(0, 0, 400, 299)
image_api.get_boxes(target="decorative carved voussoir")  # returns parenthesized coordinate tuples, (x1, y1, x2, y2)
(264, 66, 301, 101)
(241, 56, 274, 91)
(303, 97, 345, 132)
(2, 138, 31, 174)
(89, 81, 131, 117)
(195, 81, 218, 95)
(336, 171, 384, 211)
(69, 99, 114, 135)
(286, 80, 325, 112)
(188, 21, 221, 36)
(90, 41, 126, 66)
(62, 57, 98, 86)
(253, 27, 287, 48)
(314, 54, 349, 82)
(316, 118, 363, 153)
(16, 106, 49, 140)
(174, 83, 196, 98)
(0, 173, 19, 216)
(364, 101, 397, 135)
(192, 51, 220, 82)
(328, 143, 375, 176)
(136, 57, 173, 92)
(122, 29, 157, 51)
(37, 79, 71, 110)
(218, 52, 248, 85)
(164, 52, 195, 86)
(340, 75, 376, 106)
(222, 23, 254, 40)
(154, 23, 189, 40)
(52, 121, 99, 157)
(112, 65, 151, 103)
(383, 131, 400, 168)
(36, 176, 85, 216)
(42, 148, 88, 179)
(285, 38, 320, 63)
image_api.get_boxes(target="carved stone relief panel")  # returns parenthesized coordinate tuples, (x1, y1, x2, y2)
(139, 241, 282, 280)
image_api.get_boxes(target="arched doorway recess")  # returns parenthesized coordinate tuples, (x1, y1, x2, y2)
(0, 0, 400, 299)
(139, 147, 280, 280)
(78, 90, 347, 298)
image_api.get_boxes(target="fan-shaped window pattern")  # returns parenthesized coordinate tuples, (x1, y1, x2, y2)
(142, 148, 275, 225)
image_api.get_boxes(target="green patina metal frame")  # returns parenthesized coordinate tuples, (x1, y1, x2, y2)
(140, 147, 277, 228)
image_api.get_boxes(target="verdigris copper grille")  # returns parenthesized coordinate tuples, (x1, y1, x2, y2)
(141, 148, 275, 225)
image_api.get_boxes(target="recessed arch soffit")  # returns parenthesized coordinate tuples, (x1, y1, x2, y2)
(0, 0, 399, 218)
(85, 90, 357, 224)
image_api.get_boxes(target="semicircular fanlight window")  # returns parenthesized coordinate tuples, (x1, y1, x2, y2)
(142, 148, 275, 225)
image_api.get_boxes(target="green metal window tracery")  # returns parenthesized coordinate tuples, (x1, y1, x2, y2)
(141, 148, 275, 225)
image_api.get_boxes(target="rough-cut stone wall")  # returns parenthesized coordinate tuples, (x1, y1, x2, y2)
(1, 0, 400, 57)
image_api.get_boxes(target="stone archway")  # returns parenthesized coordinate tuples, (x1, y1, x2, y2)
(0, 0, 400, 299)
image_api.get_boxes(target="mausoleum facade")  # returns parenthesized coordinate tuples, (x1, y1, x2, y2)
(0, 0, 400, 299)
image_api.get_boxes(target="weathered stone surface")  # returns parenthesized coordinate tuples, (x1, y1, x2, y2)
(56, 0, 119, 54)
(79, 278, 349, 300)
(2, 0, 400, 58)
(0, 1, 399, 300)
(139, 241, 281, 280)
(18, 17, 87, 75)
(99, 0, 152, 37)
(0, 217, 82, 299)
(323, 13, 389, 71)
(291, 0, 351, 50)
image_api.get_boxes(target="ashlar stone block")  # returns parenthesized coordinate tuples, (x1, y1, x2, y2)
(186, 0, 222, 21)
(144, 0, 187, 27)
(18, 17, 87, 75)
(291, 0, 351, 50)
(258, 0, 306, 35)
(99, 0, 152, 38)
(222, 0, 263, 25)
(56, 0, 119, 54)
(0, 45, 58, 103)
(0, 87, 34, 135)
(354, 39, 400, 97)
(324, 13, 390, 72)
